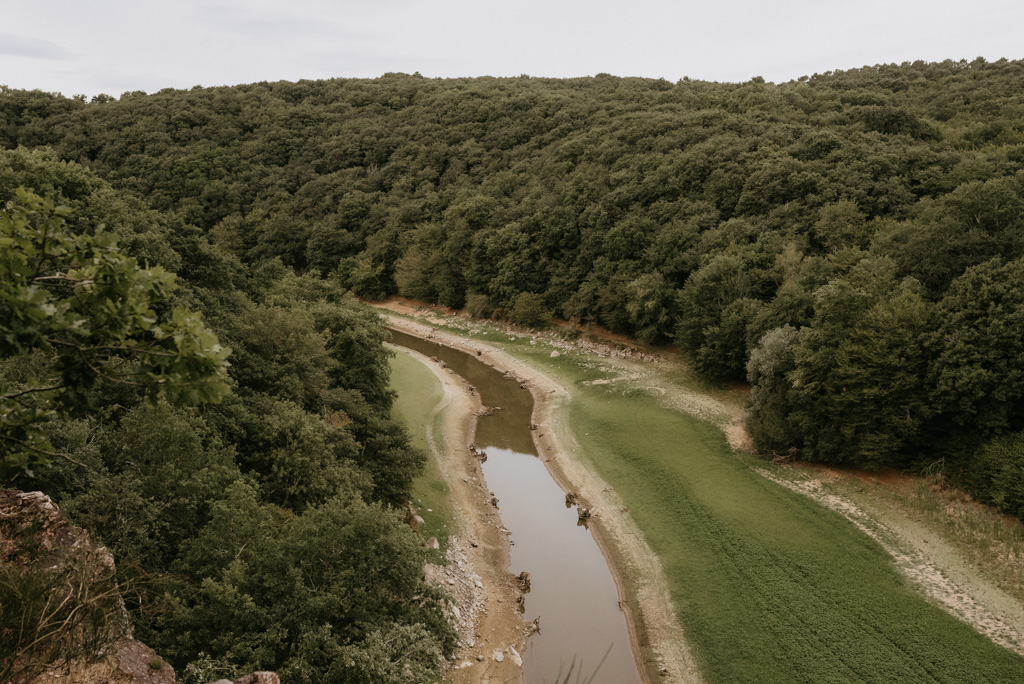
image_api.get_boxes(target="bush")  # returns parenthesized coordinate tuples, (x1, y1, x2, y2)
(464, 293, 493, 318)
(508, 292, 551, 328)
(974, 432, 1024, 519)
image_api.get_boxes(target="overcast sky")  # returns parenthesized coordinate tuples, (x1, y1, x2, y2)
(3, 0, 1024, 96)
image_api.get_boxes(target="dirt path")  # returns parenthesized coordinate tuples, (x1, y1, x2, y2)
(389, 344, 530, 683)
(384, 312, 703, 684)
(756, 468, 1024, 657)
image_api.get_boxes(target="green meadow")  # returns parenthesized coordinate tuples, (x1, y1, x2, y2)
(388, 346, 453, 556)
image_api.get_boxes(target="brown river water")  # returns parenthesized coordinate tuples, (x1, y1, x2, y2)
(389, 329, 642, 684)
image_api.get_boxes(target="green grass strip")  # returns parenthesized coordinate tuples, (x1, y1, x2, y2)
(388, 347, 453, 557)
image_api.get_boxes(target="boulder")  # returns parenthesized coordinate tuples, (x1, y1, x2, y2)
(1, 490, 173, 684)
(233, 674, 280, 684)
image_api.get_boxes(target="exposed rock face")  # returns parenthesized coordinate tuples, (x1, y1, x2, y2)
(2, 490, 278, 684)
(0, 490, 119, 582)
(35, 640, 177, 684)
(0, 490, 167, 684)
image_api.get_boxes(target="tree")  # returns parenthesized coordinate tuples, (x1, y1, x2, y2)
(746, 325, 801, 454)
(0, 189, 230, 477)
(624, 272, 677, 343)
(164, 487, 453, 682)
(508, 292, 551, 328)
(928, 257, 1024, 436)
(675, 253, 750, 377)
(788, 260, 935, 467)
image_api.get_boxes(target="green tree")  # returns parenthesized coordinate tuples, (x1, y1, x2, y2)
(789, 260, 934, 467)
(0, 189, 230, 477)
(676, 253, 750, 377)
(624, 272, 677, 343)
(973, 432, 1024, 519)
(508, 292, 551, 328)
(165, 486, 453, 682)
(928, 257, 1024, 436)
(746, 325, 801, 454)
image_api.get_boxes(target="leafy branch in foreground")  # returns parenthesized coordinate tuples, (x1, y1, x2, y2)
(0, 188, 231, 478)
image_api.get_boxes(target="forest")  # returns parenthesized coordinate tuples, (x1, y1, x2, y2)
(0, 149, 453, 682)
(2, 57, 1024, 679)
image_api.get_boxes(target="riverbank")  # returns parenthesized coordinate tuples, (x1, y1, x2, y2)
(378, 300, 1024, 683)
(387, 344, 531, 683)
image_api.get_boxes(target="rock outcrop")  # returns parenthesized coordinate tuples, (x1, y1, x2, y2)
(34, 640, 177, 684)
(2, 490, 279, 684)
(209, 673, 281, 684)
(0, 490, 171, 684)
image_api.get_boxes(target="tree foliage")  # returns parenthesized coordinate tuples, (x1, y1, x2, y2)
(0, 189, 229, 477)
(4, 62, 1024, 633)
(0, 152, 447, 682)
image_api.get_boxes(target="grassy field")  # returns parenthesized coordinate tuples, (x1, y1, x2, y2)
(414, 316, 1024, 682)
(388, 346, 453, 557)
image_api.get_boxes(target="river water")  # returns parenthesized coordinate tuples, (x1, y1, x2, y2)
(389, 329, 642, 684)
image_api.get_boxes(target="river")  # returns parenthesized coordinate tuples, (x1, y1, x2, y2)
(389, 329, 642, 684)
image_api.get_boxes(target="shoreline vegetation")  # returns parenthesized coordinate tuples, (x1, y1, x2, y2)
(376, 298, 1024, 683)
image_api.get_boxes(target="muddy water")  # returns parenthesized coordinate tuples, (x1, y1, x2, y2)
(389, 329, 641, 684)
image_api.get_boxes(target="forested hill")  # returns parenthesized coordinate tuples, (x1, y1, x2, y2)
(0, 149, 454, 682)
(3, 58, 1024, 517)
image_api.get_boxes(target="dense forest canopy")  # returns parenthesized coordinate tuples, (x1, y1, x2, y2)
(3, 58, 1024, 675)
(0, 148, 452, 682)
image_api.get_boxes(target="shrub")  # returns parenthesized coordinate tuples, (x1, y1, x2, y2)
(508, 292, 551, 328)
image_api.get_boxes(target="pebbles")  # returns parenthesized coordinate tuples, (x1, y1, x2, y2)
(425, 537, 483, 653)
(424, 535, 532, 676)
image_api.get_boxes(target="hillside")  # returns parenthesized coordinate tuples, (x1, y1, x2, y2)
(0, 149, 454, 682)
(3, 61, 1024, 680)
(4, 61, 1023, 514)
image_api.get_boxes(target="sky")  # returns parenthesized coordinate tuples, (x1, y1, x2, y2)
(3, 0, 1024, 97)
